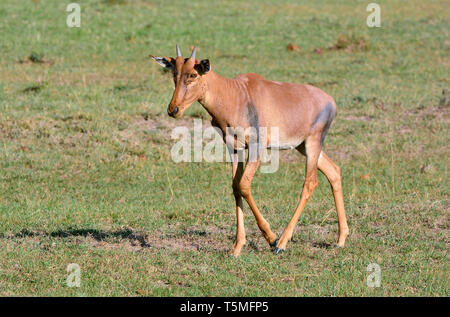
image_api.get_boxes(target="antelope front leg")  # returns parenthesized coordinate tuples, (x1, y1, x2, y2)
(239, 158, 277, 247)
(231, 152, 246, 257)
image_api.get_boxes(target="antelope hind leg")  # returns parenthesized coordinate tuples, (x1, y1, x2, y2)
(317, 151, 349, 247)
(274, 135, 321, 254)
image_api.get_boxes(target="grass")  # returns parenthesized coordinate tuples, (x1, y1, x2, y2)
(0, 0, 448, 296)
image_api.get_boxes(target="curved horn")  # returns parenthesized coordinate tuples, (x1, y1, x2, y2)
(176, 44, 182, 57)
(190, 46, 196, 60)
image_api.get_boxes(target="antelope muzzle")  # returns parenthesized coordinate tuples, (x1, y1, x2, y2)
(167, 106, 179, 117)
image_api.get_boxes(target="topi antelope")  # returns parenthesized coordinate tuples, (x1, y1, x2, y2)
(150, 45, 349, 256)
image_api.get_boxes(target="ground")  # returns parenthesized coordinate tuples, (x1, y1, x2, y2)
(0, 0, 448, 296)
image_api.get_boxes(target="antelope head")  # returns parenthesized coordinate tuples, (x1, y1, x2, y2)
(150, 45, 211, 118)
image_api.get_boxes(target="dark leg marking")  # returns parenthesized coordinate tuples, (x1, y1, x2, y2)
(312, 102, 336, 145)
(246, 102, 261, 162)
(247, 102, 259, 135)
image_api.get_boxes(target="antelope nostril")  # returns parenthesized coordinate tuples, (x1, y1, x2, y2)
(168, 107, 179, 117)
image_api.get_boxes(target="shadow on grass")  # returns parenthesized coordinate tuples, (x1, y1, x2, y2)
(2, 228, 152, 248)
(311, 241, 333, 249)
(0, 228, 338, 253)
(1, 227, 232, 252)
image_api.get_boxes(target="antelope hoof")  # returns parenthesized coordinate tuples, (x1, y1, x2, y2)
(269, 238, 279, 250)
(333, 244, 343, 249)
(273, 247, 285, 255)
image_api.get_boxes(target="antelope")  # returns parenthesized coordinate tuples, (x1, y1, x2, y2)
(150, 45, 349, 256)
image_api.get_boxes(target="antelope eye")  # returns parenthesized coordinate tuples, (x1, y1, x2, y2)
(189, 73, 197, 79)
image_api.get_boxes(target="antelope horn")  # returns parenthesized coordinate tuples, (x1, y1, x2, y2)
(176, 44, 182, 57)
(190, 46, 196, 60)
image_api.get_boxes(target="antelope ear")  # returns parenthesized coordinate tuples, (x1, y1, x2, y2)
(149, 55, 175, 70)
(195, 59, 210, 75)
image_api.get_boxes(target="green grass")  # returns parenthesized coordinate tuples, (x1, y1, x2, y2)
(0, 0, 448, 296)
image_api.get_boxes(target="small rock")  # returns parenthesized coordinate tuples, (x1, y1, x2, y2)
(439, 89, 449, 107)
(287, 43, 301, 52)
(360, 174, 370, 180)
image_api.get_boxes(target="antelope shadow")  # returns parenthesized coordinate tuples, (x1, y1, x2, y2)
(0, 227, 152, 248)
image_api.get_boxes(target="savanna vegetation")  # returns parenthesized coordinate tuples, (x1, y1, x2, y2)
(0, 0, 448, 296)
